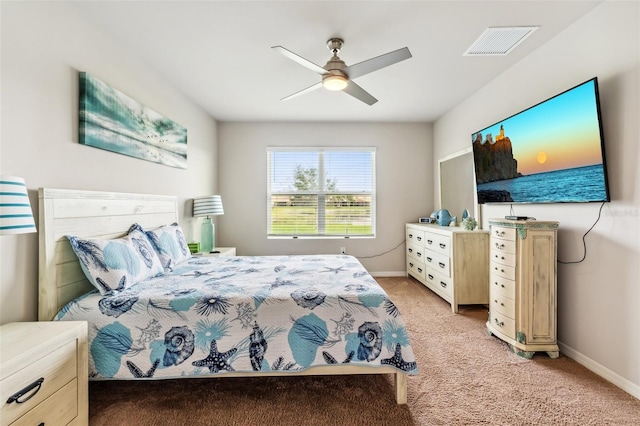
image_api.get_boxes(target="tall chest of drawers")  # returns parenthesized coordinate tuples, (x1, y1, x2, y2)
(486, 219, 559, 358)
(406, 223, 489, 313)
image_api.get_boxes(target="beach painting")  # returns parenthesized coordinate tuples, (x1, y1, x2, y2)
(79, 72, 187, 169)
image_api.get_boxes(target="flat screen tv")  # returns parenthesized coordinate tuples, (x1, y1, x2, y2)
(471, 77, 610, 204)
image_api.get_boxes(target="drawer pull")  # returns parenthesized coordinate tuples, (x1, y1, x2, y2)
(6, 377, 45, 404)
(426, 256, 432, 263)
(494, 254, 505, 260)
(408, 233, 413, 238)
(408, 248, 413, 253)
(416, 252, 422, 257)
(494, 282, 505, 288)
(494, 267, 505, 273)
(417, 236, 422, 241)
(494, 318, 504, 327)
(494, 300, 505, 306)
(438, 262, 445, 269)
(439, 243, 446, 249)
(495, 243, 505, 249)
(495, 230, 505, 236)
(427, 239, 433, 245)
(428, 274, 434, 280)
(409, 262, 414, 268)
(440, 281, 447, 288)
(417, 267, 423, 273)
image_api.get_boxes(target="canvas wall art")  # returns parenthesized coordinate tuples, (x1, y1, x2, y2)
(79, 72, 187, 169)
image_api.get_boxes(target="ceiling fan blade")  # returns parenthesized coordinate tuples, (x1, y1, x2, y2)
(281, 82, 323, 101)
(343, 47, 412, 80)
(343, 81, 378, 106)
(271, 46, 327, 75)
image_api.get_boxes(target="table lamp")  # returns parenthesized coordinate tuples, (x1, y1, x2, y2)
(193, 195, 224, 253)
(0, 176, 37, 235)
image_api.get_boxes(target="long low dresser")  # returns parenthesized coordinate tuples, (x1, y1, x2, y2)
(406, 223, 489, 313)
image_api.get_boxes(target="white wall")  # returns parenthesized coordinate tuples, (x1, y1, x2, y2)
(0, 2, 218, 323)
(217, 122, 432, 274)
(433, 2, 640, 397)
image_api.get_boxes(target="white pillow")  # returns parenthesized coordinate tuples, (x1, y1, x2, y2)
(68, 225, 164, 295)
(137, 222, 191, 271)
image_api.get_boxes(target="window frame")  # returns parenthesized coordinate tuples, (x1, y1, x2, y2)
(266, 146, 376, 239)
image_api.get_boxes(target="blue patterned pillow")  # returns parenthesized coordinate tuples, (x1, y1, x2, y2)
(67, 226, 164, 295)
(137, 222, 191, 271)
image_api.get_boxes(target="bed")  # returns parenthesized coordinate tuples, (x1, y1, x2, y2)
(38, 188, 418, 404)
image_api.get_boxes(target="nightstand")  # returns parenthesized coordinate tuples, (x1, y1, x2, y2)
(0, 321, 88, 426)
(193, 247, 236, 257)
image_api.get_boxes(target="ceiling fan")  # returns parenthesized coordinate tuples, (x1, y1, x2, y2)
(271, 38, 412, 106)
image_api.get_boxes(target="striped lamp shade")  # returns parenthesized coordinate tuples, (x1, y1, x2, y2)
(193, 195, 224, 217)
(0, 176, 37, 235)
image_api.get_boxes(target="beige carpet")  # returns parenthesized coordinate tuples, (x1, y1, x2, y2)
(89, 277, 640, 425)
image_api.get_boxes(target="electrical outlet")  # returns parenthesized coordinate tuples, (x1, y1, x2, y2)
(340, 247, 346, 254)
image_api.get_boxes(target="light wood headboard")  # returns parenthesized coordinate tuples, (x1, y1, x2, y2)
(38, 188, 179, 320)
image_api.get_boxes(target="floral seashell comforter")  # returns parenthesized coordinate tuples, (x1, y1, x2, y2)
(56, 255, 419, 379)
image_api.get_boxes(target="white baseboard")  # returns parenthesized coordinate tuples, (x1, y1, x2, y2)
(558, 341, 640, 400)
(369, 271, 406, 277)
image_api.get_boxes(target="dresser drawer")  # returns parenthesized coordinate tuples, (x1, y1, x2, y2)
(425, 270, 453, 298)
(490, 273, 515, 300)
(10, 378, 78, 426)
(1, 340, 77, 425)
(424, 250, 450, 277)
(424, 233, 451, 256)
(406, 242, 425, 262)
(406, 227, 425, 246)
(490, 261, 515, 280)
(491, 238, 516, 254)
(491, 225, 516, 242)
(490, 311, 516, 340)
(491, 292, 515, 319)
(490, 248, 516, 268)
(407, 258, 426, 281)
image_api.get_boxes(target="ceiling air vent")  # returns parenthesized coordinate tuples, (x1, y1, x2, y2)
(463, 26, 539, 56)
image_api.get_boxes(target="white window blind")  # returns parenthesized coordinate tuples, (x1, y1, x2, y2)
(267, 147, 376, 238)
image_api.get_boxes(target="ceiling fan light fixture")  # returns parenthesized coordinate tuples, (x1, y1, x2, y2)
(322, 74, 348, 91)
(273, 38, 411, 105)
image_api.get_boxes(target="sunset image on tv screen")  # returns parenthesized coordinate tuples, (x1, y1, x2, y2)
(471, 78, 609, 204)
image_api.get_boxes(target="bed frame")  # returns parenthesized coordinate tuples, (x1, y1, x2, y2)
(37, 187, 408, 404)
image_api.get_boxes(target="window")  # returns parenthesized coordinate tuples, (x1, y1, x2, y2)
(267, 147, 376, 238)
